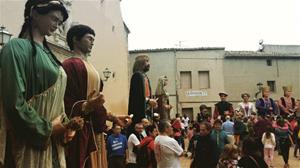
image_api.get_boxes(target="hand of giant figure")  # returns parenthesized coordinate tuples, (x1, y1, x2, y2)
(51, 115, 84, 143)
(149, 98, 158, 108)
(51, 115, 66, 136)
(66, 116, 84, 131)
(82, 90, 105, 112)
(107, 113, 133, 127)
(116, 115, 133, 127)
(84, 90, 132, 127)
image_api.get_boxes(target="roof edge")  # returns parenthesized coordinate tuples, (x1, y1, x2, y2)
(129, 47, 225, 54)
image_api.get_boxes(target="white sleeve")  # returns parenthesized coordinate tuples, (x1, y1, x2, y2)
(170, 139, 183, 156)
(181, 123, 185, 129)
(261, 133, 265, 144)
(130, 134, 140, 146)
(271, 133, 276, 146)
(235, 103, 242, 111)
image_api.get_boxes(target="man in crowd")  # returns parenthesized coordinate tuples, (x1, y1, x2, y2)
(182, 114, 190, 133)
(154, 121, 183, 168)
(197, 104, 211, 123)
(127, 123, 144, 168)
(222, 115, 235, 144)
(191, 122, 219, 168)
(141, 118, 151, 137)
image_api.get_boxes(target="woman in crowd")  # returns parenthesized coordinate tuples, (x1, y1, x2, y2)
(238, 137, 268, 168)
(293, 119, 300, 158)
(233, 114, 247, 146)
(275, 117, 292, 168)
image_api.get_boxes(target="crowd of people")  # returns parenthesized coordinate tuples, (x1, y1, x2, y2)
(186, 87, 299, 168)
(103, 85, 300, 168)
(0, 1, 300, 168)
(105, 51, 300, 168)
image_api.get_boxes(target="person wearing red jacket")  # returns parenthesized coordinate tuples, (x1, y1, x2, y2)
(138, 125, 158, 168)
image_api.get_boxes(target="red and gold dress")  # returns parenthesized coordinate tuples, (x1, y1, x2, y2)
(63, 57, 107, 168)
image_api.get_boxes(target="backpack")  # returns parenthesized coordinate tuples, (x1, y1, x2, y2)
(136, 140, 152, 168)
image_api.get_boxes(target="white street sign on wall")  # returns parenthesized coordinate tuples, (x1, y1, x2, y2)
(186, 90, 208, 97)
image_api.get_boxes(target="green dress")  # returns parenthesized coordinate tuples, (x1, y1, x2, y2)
(0, 38, 68, 168)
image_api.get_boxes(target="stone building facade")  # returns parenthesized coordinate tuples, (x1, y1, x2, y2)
(130, 45, 300, 120)
(0, 0, 130, 116)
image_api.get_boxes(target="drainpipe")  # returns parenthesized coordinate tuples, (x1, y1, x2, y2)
(174, 48, 179, 115)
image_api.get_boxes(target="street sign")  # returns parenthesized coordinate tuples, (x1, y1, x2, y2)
(186, 90, 208, 97)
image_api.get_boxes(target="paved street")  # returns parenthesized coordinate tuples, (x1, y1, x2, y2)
(180, 145, 300, 168)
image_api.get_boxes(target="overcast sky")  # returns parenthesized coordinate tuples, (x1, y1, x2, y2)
(121, 0, 300, 51)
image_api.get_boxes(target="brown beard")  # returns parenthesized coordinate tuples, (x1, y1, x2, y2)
(144, 65, 150, 72)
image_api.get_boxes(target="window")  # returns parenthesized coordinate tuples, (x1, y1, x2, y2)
(180, 71, 192, 89)
(266, 59, 272, 66)
(267, 81, 276, 92)
(182, 108, 194, 120)
(198, 71, 210, 89)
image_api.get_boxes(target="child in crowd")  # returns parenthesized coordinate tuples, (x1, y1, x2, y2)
(217, 144, 239, 168)
(107, 124, 128, 168)
(261, 126, 276, 168)
(211, 119, 229, 154)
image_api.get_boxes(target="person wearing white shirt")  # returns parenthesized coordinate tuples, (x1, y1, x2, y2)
(182, 114, 190, 130)
(154, 121, 183, 168)
(236, 93, 256, 117)
(127, 123, 144, 168)
(261, 127, 276, 168)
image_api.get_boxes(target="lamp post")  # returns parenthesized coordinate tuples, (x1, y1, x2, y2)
(102, 68, 112, 81)
(254, 82, 263, 100)
(0, 26, 13, 47)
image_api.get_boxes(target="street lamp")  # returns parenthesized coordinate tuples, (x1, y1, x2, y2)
(0, 26, 13, 46)
(256, 82, 263, 90)
(254, 82, 263, 100)
(102, 68, 112, 81)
